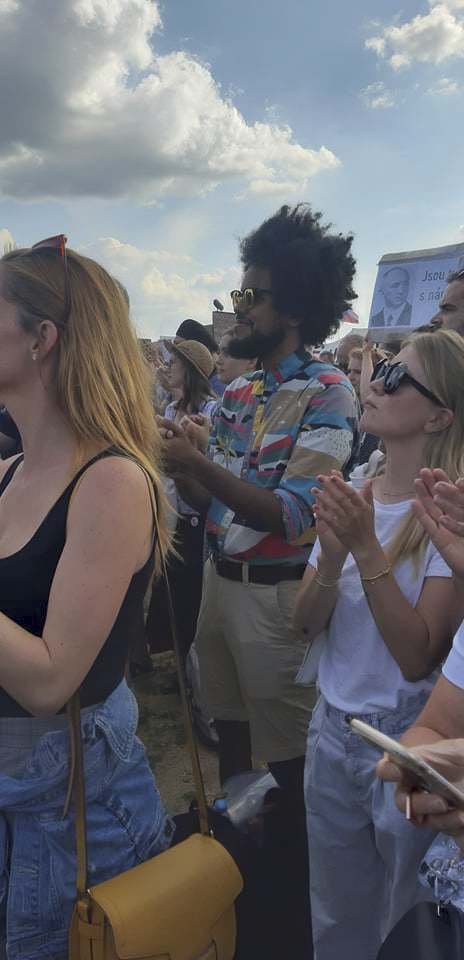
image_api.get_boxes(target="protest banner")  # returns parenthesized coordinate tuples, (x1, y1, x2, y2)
(368, 242, 464, 341)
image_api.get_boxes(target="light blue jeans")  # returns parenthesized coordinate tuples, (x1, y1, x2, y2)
(305, 694, 437, 960)
(0, 680, 174, 960)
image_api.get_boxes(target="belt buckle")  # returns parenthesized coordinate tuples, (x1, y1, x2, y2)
(242, 562, 249, 586)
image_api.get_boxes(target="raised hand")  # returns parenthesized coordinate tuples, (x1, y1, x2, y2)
(155, 416, 184, 441)
(312, 473, 377, 559)
(312, 499, 348, 571)
(155, 417, 197, 475)
(413, 468, 464, 579)
(179, 413, 211, 453)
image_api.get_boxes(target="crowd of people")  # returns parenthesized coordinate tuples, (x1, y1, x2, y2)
(0, 208, 464, 959)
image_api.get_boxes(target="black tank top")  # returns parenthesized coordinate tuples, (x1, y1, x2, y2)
(0, 449, 155, 717)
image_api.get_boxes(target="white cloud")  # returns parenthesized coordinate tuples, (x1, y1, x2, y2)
(0, 0, 339, 201)
(365, 36, 387, 56)
(366, 1, 464, 70)
(428, 75, 462, 91)
(436, 0, 464, 9)
(359, 81, 396, 109)
(80, 236, 239, 337)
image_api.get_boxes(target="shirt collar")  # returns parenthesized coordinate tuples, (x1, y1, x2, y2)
(263, 348, 310, 388)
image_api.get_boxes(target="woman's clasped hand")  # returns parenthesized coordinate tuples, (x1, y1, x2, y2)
(312, 471, 376, 558)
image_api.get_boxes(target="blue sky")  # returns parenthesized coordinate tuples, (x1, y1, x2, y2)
(0, 0, 463, 340)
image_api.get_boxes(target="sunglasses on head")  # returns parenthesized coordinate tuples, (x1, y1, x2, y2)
(373, 360, 444, 407)
(30, 234, 71, 326)
(230, 287, 272, 313)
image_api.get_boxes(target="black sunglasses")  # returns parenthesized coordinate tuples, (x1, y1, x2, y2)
(373, 361, 444, 407)
(230, 287, 272, 313)
(30, 234, 71, 326)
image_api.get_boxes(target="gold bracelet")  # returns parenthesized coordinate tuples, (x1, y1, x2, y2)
(314, 572, 340, 588)
(360, 566, 391, 583)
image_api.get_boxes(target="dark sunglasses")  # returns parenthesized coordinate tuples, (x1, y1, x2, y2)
(31, 234, 71, 325)
(373, 361, 444, 407)
(230, 287, 272, 313)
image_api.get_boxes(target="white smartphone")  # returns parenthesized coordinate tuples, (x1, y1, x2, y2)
(349, 717, 464, 808)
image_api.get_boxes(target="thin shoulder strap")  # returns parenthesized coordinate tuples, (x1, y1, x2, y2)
(66, 448, 117, 495)
(0, 455, 24, 498)
(0, 450, 113, 504)
(65, 460, 211, 902)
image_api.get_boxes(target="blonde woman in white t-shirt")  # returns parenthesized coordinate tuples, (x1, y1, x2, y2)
(294, 330, 464, 960)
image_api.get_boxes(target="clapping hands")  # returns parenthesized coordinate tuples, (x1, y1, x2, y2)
(312, 472, 377, 562)
(414, 469, 464, 580)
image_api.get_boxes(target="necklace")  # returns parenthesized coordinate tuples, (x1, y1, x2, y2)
(378, 487, 415, 499)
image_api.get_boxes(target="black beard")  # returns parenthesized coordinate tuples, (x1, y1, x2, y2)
(227, 327, 285, 360)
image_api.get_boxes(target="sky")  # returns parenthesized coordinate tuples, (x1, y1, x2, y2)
(0, 0, 463, 341)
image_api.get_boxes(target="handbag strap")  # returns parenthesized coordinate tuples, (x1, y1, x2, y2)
(66, 461, 211, 901)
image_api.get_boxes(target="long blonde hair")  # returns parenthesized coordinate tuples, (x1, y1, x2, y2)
(1, 245, 171, 566)
(386, 329, 464, 568)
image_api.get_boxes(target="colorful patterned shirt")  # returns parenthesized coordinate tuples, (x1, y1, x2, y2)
(206, 348, 359, 566)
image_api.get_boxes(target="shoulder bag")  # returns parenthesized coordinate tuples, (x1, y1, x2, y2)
(67, 471, 243, 960)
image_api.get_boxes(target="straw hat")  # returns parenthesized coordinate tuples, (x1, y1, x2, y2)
(170, 338, 215, 381)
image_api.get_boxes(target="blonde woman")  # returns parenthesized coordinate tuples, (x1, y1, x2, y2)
(294, 330, 464, 960)
(0, 236, 173, 960)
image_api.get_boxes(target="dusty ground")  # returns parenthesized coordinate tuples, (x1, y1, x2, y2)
(133, 651, 220, 815)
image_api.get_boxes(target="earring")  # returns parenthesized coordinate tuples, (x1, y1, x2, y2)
(32, 350, 38, 361)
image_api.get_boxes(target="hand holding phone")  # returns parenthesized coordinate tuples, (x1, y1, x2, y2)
(350, 719, 464, 809)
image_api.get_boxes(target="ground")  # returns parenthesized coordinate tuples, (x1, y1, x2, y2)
(133, 651, 220, 814)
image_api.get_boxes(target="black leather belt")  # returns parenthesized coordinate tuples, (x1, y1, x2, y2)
(213, 556, 306, 585)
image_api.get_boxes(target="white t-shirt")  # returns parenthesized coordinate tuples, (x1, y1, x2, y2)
(443, 622, 464, 690)
(308, 497, 452, 713)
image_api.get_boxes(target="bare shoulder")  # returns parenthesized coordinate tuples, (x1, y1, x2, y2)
(68, 454, 152, 516)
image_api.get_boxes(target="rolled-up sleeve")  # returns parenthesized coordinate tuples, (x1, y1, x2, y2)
(273, 381, 358, 543)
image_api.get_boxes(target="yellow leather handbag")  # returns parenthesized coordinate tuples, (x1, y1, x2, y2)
(67, 479, 243, 960)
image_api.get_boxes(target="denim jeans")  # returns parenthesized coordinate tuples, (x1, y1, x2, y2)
(0, 681, 174, 960)
(305, 694, 437, 960)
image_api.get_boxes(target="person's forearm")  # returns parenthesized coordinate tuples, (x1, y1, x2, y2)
(354, 541, 442, 681)
(0, 612, 55, 715)
(189, 450, 286, 536)
(174, 474, 212, 513)
(294, 556, 343, 643)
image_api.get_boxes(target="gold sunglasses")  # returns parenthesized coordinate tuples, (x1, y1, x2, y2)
(230, 287, 272, 313)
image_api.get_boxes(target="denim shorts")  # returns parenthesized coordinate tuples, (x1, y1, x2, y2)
(0, 681, 174, 960)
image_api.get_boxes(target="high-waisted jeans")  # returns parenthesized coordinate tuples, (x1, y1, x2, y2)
(305, 693, 436, 960)
(0, 680, 174, 960)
